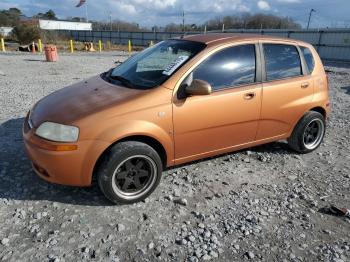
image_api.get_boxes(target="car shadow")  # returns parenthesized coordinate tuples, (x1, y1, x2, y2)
(23, 59, 46, 62)
(0, 117, 294, 206)
(341, 85, 350, 95)
(0, 117, 112, 207)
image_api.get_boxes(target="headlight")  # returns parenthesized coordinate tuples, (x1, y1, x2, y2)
(35, 122, 79, 142)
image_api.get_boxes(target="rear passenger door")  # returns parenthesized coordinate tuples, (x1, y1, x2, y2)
(256, 42, 314, 140)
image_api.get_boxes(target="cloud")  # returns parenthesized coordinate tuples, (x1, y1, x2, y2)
(257, 0, 271, 10)
(1, 0, 349, 28)
(276, 0, 301, 3)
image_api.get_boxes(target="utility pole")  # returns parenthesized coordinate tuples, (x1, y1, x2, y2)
(182, 11, 185, 32)
(307, 9, 315, 29)
(109, 12, 112, 31)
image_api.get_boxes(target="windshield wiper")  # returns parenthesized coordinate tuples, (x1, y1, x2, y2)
(108, 73, 134, 88)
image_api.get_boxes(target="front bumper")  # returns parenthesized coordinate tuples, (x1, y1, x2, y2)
(23, 116, 109, 186)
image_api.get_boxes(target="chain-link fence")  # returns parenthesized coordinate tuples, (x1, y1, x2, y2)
(55, 29, 350, 61)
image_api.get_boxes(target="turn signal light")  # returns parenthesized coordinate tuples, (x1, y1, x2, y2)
(28, 139, 78, 151)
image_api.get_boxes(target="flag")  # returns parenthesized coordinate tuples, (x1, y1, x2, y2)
(76, 0, 86, 7)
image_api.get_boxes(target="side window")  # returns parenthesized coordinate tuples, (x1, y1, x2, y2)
(263, 44, 302, 81)
(191, 44, 256, 91)
(300, 46, 315, 73)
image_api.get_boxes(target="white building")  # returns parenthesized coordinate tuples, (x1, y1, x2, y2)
(0, 27, 13, 36)
(39, 19, 92, 31)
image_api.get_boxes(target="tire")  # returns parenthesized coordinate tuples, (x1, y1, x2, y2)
(288, 111, 326, 154)
(97, 141, 163, 204)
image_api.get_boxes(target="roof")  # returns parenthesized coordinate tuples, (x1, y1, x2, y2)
(181, 33, 302, 45)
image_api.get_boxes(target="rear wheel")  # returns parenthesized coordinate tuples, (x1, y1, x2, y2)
(288, 111, 325, 153)
(97, 141, 163, 204)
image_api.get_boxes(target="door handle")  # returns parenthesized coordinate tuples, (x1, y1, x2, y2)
(301, 82, 310, 88)
(244, 92, 256, 100)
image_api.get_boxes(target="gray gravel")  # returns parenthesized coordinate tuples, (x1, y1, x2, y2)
(0, 52, 349, 261)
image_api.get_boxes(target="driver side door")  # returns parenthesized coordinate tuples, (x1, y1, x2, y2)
(172, 43, 262, 164)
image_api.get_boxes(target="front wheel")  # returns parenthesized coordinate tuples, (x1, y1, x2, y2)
(97, 141, 163, 204)
(288, 111, 326, 153)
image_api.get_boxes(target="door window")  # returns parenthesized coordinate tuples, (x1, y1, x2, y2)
(191, 44, 256, 91)
(263, 44, 302, 81)
(300, 46, 315, 73)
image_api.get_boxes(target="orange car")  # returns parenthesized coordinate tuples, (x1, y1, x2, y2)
(23, 34, 330, 204)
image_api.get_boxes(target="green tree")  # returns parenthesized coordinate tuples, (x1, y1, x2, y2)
(34, 9, 57, 20)
(12, 23, 41, 44)
(0, 7, 22, 26)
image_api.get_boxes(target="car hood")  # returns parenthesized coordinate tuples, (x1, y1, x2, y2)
(30, 75, 147, 127)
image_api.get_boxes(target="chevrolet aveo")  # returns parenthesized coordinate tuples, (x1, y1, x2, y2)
(23, 34, 330, 204)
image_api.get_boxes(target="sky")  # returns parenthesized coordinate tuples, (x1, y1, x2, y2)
(1, 0, 350, 29)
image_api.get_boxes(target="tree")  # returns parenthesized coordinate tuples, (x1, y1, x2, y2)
(205, 13, 301, 30)
(92, 20, 147, 32)
(0, 7, 22, 26)
(12, 23, 41, 44)
(34, 9, 57, 20)
(45, 9, 57, 20)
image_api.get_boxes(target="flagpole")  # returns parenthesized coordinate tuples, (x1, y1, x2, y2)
(85, 2, 88, 22)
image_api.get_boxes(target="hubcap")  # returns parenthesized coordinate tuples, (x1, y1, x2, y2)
(111, 155, 157, 199)
(303, 119, 324, 150)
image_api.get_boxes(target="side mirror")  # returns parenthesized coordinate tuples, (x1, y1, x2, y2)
(186, 79, 212, 96)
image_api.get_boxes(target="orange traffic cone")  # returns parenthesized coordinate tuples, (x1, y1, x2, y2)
(32, 42, 36, 53)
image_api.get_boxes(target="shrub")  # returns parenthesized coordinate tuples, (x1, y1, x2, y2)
(12, 24, 41, 44)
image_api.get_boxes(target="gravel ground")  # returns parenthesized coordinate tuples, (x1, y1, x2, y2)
(0, 52, 349, 262)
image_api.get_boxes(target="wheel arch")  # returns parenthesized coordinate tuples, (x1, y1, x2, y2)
(309, 106, 327, 118)
(92, 135, 168, 183)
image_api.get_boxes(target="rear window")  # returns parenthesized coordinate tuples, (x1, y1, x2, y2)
(300, 46, 315, 73)
(263, 44, 302, 81)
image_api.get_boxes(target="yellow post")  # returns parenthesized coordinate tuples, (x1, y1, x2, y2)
(38, 39, 42, 52)
(149, 40, 154, 47)
(98, 40, 102, 52)
(128, 40, 132, 55)
(1, 38, 5, 52)
(69, 39, 74, 53)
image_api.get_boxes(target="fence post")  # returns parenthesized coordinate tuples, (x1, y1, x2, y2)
(317, 30, 324, 53)
(128, 40, 132, 55)
(98, 40, 102, 52)
(70, 40, 74, 53)
(1, 38, 5, 52)
(38, 39, 43, 52)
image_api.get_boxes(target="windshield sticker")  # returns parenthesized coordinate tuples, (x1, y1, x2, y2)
(162, 56, 189, 76)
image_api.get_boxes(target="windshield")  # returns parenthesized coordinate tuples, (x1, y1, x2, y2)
(106, 40, 206, 89)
